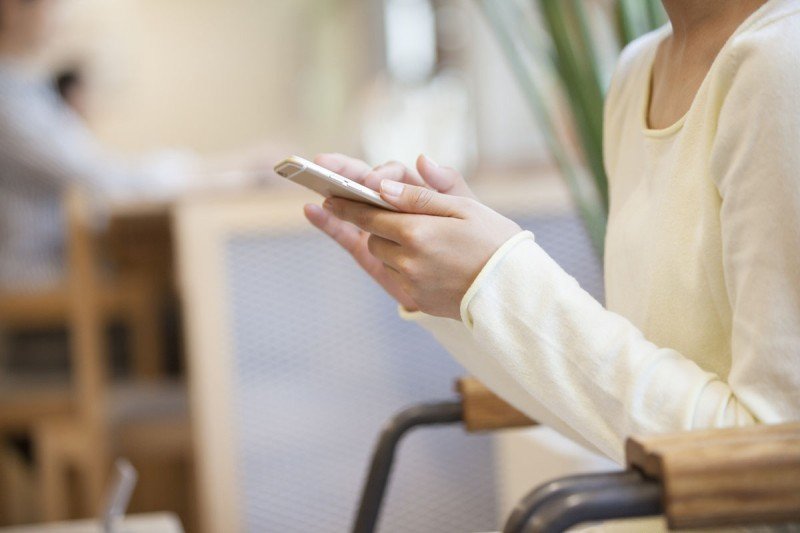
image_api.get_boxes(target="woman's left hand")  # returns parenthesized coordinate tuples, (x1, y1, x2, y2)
(322, 180, 522, 320)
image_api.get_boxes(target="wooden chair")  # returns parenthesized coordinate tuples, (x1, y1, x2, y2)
(0, 198, 165, 386)
(355, 378, 800, 532)
(28, 191, 191, 522)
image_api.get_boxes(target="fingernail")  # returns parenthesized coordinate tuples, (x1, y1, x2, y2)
(422, 154, 439, 167)
(322, 199, 333, 211)
(381, 179, 404, 198)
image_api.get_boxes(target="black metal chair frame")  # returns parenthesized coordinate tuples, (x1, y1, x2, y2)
(351, 401, 464, 533)
(352, 400, 663, 533)
(504, 470, 662, 533)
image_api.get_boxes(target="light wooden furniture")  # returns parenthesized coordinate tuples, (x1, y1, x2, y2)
(626, 422, 800, 530)
(0, 284, 161, 378)
(0, 443, 37, 526)
(0, 205, 165, 384)
(31, 192, 191, 522)
(457, 377, 535, 433)
(175, 191, 315, 533)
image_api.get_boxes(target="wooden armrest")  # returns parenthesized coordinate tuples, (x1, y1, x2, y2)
(626, 422, 800, 530)
(455, 377, 536, 432)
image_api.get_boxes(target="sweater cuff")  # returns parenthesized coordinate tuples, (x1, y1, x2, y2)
(460, 230, 535, 328)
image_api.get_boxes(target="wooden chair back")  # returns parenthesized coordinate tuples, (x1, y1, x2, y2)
(64, 189, 109, 428)
(0, 191, 109, 434)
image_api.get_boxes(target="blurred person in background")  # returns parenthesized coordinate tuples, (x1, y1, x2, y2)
(0, 0, 282, 291)
(307, 0, 800, 466)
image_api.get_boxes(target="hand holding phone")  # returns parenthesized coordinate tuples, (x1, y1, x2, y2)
(274, 156, 398, 211)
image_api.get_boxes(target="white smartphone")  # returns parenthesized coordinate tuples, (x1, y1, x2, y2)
(274, 155, 398, 211)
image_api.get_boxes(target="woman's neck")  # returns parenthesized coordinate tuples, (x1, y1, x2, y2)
(647, 0, 768, 129)
(661, 0, 768, 44)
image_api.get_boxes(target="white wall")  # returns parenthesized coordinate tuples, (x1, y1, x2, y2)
(47, 0, 380, 156)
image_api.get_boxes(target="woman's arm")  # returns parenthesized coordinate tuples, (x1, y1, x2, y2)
(705, 24, 800, 424)
(458, 232, 758, 463)
(0, 97, 196, 199)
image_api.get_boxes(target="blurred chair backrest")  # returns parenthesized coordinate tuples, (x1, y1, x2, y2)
(64, 189, 108, 427)
(0, 190, 109, 434)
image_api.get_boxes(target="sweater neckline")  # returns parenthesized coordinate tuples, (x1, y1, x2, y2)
(639, 0, 777, 139)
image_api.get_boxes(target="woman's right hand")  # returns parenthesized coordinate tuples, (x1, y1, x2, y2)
(303, 153, 476, 312)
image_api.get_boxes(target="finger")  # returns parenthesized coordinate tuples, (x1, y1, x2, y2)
(416, 154, 474, 197)
(379, 180, 466, 217)
(322, 198, 405, 242)
(363, 161, 427, 191)
(366, 234, 403, 270)
(383, 264, 411, 295)
(313, 153, 372, 183)
(305, 204, 397, 280)
(304, 203, 365, 254)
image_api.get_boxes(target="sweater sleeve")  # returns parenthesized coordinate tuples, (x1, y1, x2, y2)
(459, 232, 759, 462)
(707, 23, 800, 423)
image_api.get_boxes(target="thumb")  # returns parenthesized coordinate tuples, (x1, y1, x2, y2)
(379, 179, 464, 217)
(416, 154, 475, 198)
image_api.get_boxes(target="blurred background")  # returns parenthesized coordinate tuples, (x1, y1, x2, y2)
(43, 0, 550, 173)
(0, 0, 663, 532)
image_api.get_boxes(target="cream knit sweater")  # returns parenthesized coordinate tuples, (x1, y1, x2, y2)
(405, 0, 800, 463)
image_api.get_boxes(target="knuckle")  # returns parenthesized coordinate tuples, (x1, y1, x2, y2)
(397, 257, 417, 278)
(334, 203, 349, 219)
(459, 197, 482, 214)
(366, 234, 380, 255)
(382, 160, 404, 170)
(314, 152, 341, 169)
(374, 161, 404, 178)
(407, 285, 424, 303)
(410, 188, 434, 210)
(412, 226, 429, 247)
(399, 223, 420, 244)
(354, 209, 371, 228)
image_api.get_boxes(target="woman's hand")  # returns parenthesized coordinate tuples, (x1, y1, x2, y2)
(322, 180, 522, 320)
(314, 152, 478, 199)
(304, 153, 477, 312)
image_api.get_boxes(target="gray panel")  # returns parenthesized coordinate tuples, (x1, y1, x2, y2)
(520, 214, 605, 303)
(223, 211, 601, 533)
